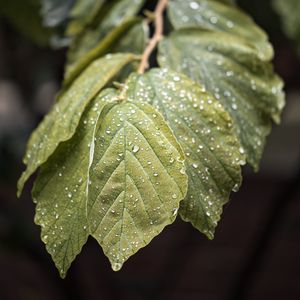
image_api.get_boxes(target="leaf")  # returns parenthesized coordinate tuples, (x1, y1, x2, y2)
(41, 0, 74, 28)
(126, 69, 244, 238)
(273, 0, 300, 53)
(32, 89, 114, 278)
(64, 17, 144, 85)
(158, 29, 285, 169)
(66, 0, 105, 36)
(17, 53, 137, 197)
(218, 0, 236, 4)
(33, 86, 188, 277)
(167, 0, 273, 61)
(112, 20, 149, 55)
(88, 89, 188, 271)
(66, 0, 145, 71)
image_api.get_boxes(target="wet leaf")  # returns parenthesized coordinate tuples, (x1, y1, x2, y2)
(158, 29, 284, 169)
(32, 90, 114, 278)
(127, 69, 244, 238)
(168, 0, 273, 61)
(33, 86, 188, 277)
(18, 53, 137, 197)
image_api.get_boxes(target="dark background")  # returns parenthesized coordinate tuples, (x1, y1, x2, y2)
(0, 0, 300, 299)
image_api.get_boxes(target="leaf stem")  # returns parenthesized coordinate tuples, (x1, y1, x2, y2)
(138, 0, 168, 74)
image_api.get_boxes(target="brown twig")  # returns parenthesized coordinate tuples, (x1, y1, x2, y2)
(138, 0, 168, 74)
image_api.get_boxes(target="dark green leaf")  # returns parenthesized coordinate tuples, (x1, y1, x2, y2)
(66, 0, 145, 71)
(218, 0, 236, 4)
(168, 0, 273, 61)
(112, 20, 149, 54)
(64, 18, 145, 85)
(66, 0, 105, 36)
(127, 69, 244, 238)
(158, 29, 284, 169)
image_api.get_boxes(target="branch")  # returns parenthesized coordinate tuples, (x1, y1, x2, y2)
(138, 0, 168, 74)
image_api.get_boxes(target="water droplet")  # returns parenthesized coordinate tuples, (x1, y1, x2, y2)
(226, 21, 234, 28)
(172, 194, 177, 199)
(210, 16, 218, 24)
(232, 183, 239, 192)
(132, 145, 140, 153)
(231, 103, 238, 110)
(68, 192, 72, 198)
(192, 163, 198, 169)
(189, 1, 199, 10)
(112, 262, 123, 271)
(172, 208, 179, 216)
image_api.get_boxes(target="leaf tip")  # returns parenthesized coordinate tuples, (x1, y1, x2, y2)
(16, 173, 26, 198)
(111, 262, 124, 272)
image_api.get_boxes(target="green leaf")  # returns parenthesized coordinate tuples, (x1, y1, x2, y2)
(33, 86, 188, 277)
(158, 29, 284, 169)
(218, 0, 236, 4)
(41, 0, 74, 28)
(17, 53, 137, 197)
(167, 0, 273, 61)
(127, 69, 244, 238)
(66, 0, 145, 71)
(66, 0, 105, 36)
(32, 90, 114, 278)
(112, 20, 149, 54)
(64, 17, 144, 85)
(88, 90, 188, 271)
(273, 0, 300, 53)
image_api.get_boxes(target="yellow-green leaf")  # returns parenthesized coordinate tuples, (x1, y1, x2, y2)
(88, 91, 188, 271)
